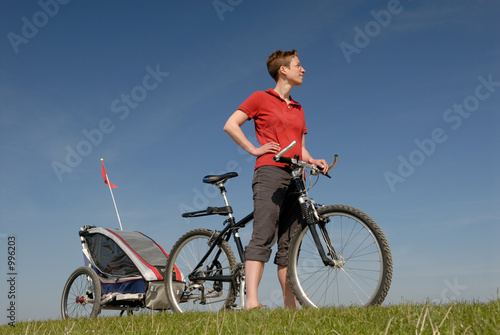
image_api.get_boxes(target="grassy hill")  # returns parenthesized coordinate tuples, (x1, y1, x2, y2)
(2, 301, 499, 334)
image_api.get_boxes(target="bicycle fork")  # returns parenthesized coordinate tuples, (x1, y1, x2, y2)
(298, 197, 345, 268)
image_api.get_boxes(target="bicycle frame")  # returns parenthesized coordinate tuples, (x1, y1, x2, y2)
(187, 212, 252, 283)
(178, 181, 254, 306)
(181, 182, 253, 306)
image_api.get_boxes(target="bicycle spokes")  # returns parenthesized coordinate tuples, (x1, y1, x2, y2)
(288, 205, 392, 308)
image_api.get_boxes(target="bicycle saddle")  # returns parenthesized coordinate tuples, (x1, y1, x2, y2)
(202, 172, 238, 185)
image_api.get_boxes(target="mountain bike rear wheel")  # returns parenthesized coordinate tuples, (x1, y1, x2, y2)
(165, 229, 238, 313)
(287, 204, 392, 308)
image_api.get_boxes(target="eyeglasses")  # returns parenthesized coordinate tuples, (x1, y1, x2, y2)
(290, 63, 303, 70)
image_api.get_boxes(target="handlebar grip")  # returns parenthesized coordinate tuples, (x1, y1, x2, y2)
(276, 156, 293, 164)
(273, 141, 296, 161)
(327, 155, 338, 173)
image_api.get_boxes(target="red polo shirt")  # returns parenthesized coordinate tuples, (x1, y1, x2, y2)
(238, 89, 307, 170)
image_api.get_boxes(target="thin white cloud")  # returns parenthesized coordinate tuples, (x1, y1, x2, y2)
(389, 1, 492, 33)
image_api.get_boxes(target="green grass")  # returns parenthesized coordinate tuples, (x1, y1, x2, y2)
(2, 301, 499, 335)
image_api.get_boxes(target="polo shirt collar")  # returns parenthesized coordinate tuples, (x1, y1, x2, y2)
(265, 88, 301, 107)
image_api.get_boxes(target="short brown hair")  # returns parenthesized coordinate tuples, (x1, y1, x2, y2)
(266, 49, 298, 82)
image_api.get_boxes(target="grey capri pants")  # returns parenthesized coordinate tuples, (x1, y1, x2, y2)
(244, 165, 303, 266)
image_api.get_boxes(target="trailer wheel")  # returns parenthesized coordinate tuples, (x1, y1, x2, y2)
(61, 266, 102, 319)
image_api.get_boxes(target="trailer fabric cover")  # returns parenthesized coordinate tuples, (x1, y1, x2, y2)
(83, 227, 168, 281)
(101, 277, 147, 295)
(85, 232, 141, 277)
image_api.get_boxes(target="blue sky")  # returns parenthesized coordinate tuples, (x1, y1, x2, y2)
(1, 0, 499, 323)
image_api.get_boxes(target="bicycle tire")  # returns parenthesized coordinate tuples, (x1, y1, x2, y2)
(165, 229, 238, 313)
(61, 266, 102, 319)
(287, 204, 392, 308)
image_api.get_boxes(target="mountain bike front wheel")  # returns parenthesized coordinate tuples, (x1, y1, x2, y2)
(165, 229, 238, 313)
(287, 204, 393, 308)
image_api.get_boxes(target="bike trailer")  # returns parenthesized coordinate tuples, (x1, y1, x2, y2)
(78, 225, 183, 310)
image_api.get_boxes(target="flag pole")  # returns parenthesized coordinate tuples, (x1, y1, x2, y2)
(107, 176, 123, 230)
(101, 158, 123, 230)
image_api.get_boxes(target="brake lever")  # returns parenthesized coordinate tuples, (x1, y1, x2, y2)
(310, 165, 331, 178)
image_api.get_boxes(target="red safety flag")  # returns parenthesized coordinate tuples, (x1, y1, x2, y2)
(101, 160, 118, 188)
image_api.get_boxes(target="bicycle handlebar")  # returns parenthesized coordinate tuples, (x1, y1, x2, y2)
(273, 140, 296, 161)
(272, 141, 337, 178)
(328, 155, 338, 173)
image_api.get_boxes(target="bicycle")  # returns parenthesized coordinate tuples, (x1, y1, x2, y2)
(164, 141, 392, 312)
